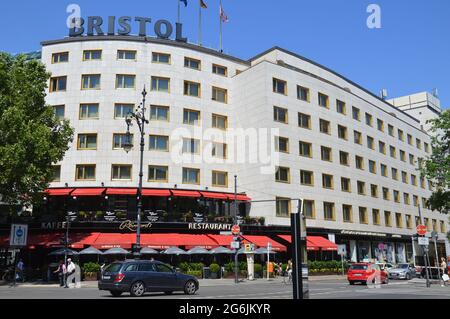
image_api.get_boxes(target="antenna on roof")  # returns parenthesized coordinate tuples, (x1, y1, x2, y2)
(432, 88, 439, 98)
(380, 89, 388, 100)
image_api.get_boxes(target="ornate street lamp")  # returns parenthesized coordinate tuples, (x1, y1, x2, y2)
(123, 87, 148, 258)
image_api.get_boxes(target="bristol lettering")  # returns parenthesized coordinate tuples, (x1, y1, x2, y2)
(68, 16, 187, 42)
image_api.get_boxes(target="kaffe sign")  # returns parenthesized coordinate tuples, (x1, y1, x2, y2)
(69, 16, 188, 42)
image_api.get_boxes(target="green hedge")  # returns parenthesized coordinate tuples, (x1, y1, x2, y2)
(187, 270, 202, 278)
(307, 260, 349, 274)
(82, 262, 101, 273)
(178, 262, 205, 274)
(209, 263, 220, 274)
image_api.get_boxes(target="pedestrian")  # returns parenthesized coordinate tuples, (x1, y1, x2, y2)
(16, 259, 24, 283)
(65, 258, 76, 288)
(441, 257, 448, 275)
(287, 259, 293, 279)
(54, 260, 66, 287)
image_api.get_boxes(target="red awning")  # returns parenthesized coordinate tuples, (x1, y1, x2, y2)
(141, 234, 219, 250)
(200, 192, 229, 200)
(28, 233, 64, 247)
(242, 235, 286, 252)
(106, 188, 137, 195)
(45, 188, 74, 196)
(226, 194, 252, 201)
(207, 234, 251, 248)
(92, 233, 134, 249)
(278, 235, 338, 251)
(68, 233, 101, 249)
(142, 189, 171, 197)
(171, 190, 201, 198)
(71, 188, 106, 196)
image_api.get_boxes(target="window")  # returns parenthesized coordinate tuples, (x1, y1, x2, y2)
(299, 141, 312, 158)
(212, 171, 228, 187)
(400, 150, 406, 162)
(182, 167, 200, 184)
(389, 146, 396, 158)
(382, 187, 390, 200)
(424, 218, 431, 231)
(367, 136, 374, 150)
(409, 154, 415, 166)
(117, 50, 136, 60)
(182, 138, 200, 154)
(365, 113, 373, 126)
(369, 160, 376, 174)
(275, 136, 289, 153)
(149, 135, 169, 151)
(276, 197, 291, 217)
(52, 166, 61, 182)
(391, 168, 398, 180)
(394, 213, 402, 228)
(379, 141, 386, 154)
(298, 113, 311, 129)
(385, 211, 392, 227)
(81, 74, 101, 90)
(212, 64, 227, 76)
(388, 125, 394, 137)
(212, 142, 227, 159)
(112, 165, 132, 180)
(297, 86, 310, 102)
(404, 193, 410, 205)
(354, 131, 362, 145)
(49, 76, 67, 92)
(76, 165, 96, 181)
(184, 81, 201, 97)
(420, 177, 426, 189)
(304, 200, 315, 219)
(336, 100, 346, 114)
(359, 207, 368, 224)
(318, 146, 332, 162)
(416, 138, 422, 150)
(77, 134, 97, 150)
(113, 133, 133, 150)
(184, 57, 201, 70)
(432, 220, 438, 233)
(183, 109, 200, 126)
(355, 155, 364, 170)
(341, 177, 351, 192)
(300, 170, 314, 186)
(150, 105, 169, 121)
(340, 151, 349, 166)
(116, 74, 135, 89)
(380, 164, 388, 177)
(343, 205, 353, 223)
(79, 104, 99, 119)
(406, 215, 413, 229)
(114, 104, 134, 119)
(373, 209, 381, 225)
(415, 217, 421, 227)
(83, 50, 102, 60)
(212, 114, 228, 130)
(371, 184, 378, 198)
(352, 107, 360, 121)
(52, 52, 69, 63)
(152, 52, 171, 64)
(320, 119, 331, 134)
(338, 125, 348, 140)
(407, 134, 413, 145)
(393, 190, 400, 203)
(411, 174, 418, 186)
(357, 181, 366, 195)
(274, 106, 288, 123)
(275, 167, 290, 183)
(398, 129, 404, 142)
(424, 143, 430, 153)
(441, 221, 446, 234)
(148, 165, 168, 182)
(212, 87, 227, 103)
(318, 92, 329, 108)
(53, 105, 65, 120)
(151, 76, 170, 92)
(323, 202, 335, 221)
(273, 78, 287, 95)
(322, 174, 334, 189)
(402, 171, 408, 184)
(377, 119, 384, 132)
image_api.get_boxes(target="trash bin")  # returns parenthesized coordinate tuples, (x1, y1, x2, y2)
(203, 267, 211, 279)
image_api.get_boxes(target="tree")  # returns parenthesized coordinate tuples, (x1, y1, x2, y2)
(0, 53, 73, 208)
(420, 110, 450, 213)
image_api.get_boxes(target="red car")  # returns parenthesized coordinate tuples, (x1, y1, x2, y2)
(347, 263, 389, 285)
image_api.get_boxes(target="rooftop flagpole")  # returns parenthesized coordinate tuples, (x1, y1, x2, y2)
(199, 1, 202, 46)
(219, 0, 223, 52)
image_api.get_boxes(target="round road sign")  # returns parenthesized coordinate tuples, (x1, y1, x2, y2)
(231, 225, 241, 236)
(417, 225, 427, 236)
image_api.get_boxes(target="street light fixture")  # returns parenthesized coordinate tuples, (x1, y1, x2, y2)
(123, 87, 148, 259)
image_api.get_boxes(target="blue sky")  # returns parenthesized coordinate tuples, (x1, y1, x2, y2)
(1, 0, 449, 108)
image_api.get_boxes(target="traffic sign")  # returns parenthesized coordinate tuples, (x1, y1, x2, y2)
(337, 244, 347, 257)
(231, 241, 240, 249)
(10, 224, 28, 247)
(231, 225, 241, 236)
(418, 237, 429, 246)
(417, 225, 427, 236)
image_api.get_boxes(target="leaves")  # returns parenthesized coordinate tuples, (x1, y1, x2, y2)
(0, 53, 73, 206)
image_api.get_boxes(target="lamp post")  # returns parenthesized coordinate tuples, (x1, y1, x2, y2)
(123, 87, 148, 259)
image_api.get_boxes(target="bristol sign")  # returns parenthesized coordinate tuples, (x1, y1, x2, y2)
(69, 16, 188, 43)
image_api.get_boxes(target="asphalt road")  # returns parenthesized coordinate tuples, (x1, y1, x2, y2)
(0, 279, 450, 299)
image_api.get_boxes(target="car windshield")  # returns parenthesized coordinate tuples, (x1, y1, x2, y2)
(398, 264, 409, 269)
(103, 263, 122, 273)
(350, 265, 368, 270)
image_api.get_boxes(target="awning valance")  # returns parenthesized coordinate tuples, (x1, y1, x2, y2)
(71, 188, 106, 196)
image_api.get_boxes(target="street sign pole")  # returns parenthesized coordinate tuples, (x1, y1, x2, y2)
(267, 242, 271, 281)
(291, 199, 304, 300)
(418, 206, 431, 288)
(431, 232, 443, 286)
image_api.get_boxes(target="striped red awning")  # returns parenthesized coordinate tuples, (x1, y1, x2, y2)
(106, 188, 137, 195)
(71, 188, 106, 196)
(200, 192, 229, 200)
(45, 188, 74, 196)
(171, 190, 202, 198)
(278, 235, 338, 251)
(142, 189, 172, 197)
(226, 194, 252, 201)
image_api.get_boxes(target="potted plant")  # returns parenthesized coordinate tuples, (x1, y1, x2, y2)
(162, 212, 169, 222)
(78, 211, 87, 221)
(258, 217, 265, 226)
(244, 216, 252, 225)
(95, 211, 104, 221)
(209, 263, 220, 279)
(115, 211, 126, 220)
(183, 211, 193, 222)
(82, 262, 101, 281)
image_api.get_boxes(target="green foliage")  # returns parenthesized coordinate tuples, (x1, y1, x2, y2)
(420, 110, 450, 214)
(224, 262, 234, 272)
(0, 53, 73, 206)
(82, 262, 101, 273)
(239, 262, 247, 271)
(254, 263, 262, 274)
(178, 262, 190, 273)
(307, 260, 349, 274)
(209, 263, 220, 274)
(187, 270, 202, 278)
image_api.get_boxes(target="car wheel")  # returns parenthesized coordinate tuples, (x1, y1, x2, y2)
(110, 291, 122, 297)
(406, 273, 411, 280)
(130, 281, 146, 297)
(184, 280, 197, 295)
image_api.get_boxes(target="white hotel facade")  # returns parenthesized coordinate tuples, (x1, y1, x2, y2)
(40, 35, 448, 263)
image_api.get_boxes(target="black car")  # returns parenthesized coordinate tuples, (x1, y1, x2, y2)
(98, 260, 199, 297)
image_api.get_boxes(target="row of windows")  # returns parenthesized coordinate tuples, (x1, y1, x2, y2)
(53, 104, 228, 129)
(49, 75, 228, 103)
(53, 165, 228, 187)
(272, 78, 430, 153)
(52, 51, 229, 76)
(274, 199, 446, 233)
